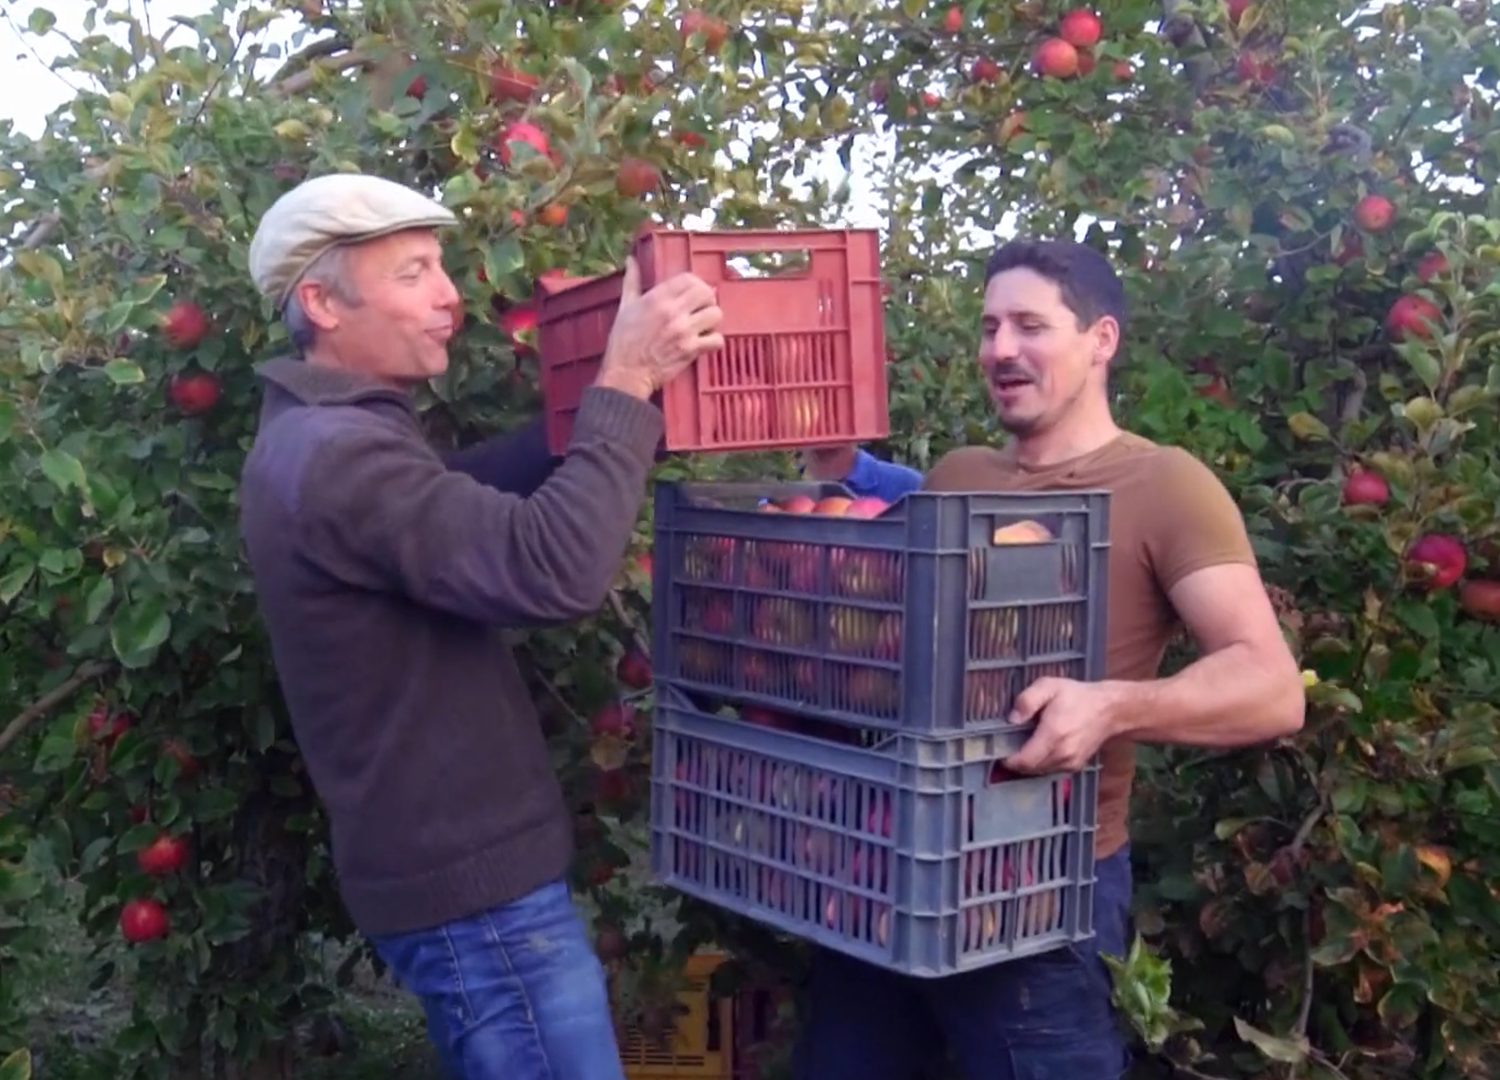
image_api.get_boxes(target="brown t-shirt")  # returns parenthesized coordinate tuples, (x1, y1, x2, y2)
(923, 432, 1256, 857)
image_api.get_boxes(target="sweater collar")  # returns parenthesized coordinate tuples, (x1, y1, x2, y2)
(255, 356, 417, 415)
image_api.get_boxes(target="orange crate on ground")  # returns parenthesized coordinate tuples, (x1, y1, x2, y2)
(537, 227, 890, 456)
(618, 951, 735, 1080)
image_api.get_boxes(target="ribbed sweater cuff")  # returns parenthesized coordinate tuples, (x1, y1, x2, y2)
(572, 386, 664, 468)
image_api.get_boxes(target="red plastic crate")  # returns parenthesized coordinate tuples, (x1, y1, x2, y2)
(537, 227, 890, 455)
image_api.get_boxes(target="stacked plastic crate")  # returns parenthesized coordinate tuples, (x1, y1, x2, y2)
(537, 227, 891, 454)
(646, 481, 1110, 978)
(536, 227, 1112, 979)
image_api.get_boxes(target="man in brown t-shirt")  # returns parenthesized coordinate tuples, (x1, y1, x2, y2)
(794, 240, 1305, 1080)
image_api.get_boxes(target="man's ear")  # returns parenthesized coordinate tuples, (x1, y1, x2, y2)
(292, 278, 342, 332)
(1092, 315, 1121, 367)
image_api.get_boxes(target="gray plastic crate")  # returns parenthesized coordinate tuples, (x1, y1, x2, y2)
(649, 690, 1100, 978)
(652, 481, 1111, 735)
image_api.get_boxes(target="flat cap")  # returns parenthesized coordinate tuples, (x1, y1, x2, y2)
(248, 173, 457, 307)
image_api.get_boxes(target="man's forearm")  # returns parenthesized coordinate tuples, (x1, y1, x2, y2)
(1103, 643, 1305, 747)
(443, 417, 559, 497)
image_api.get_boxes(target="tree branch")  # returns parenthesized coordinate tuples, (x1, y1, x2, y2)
(0, 661, 114, 758)
(1289, 797, 1325, 856)
(267, 34, 353, 85)
(268, 48, 371, 99)
(607, 588, 652, 662)
(1294, 906, 1317, 1039)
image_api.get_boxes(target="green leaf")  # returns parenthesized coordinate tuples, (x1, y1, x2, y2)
(486, 237, 526, 288)
(1234, 1018, 1308, 1064)
(27, 7, 56, 34)
(115, 823, 160, 856)
(1403, 344, 1442, 392)
(109, 596, 172, 667)
(80, 836, 114, 871)
(0, 1047, 34, 1080)
(102, 301, 137, 334)
(0, 562, 36, 605)
(190, 788, 241, 823)
(104, 359, 145, 385)
(1394, 599, 1441, 640)
(85, 576, 115, 624)
(39, 448, 87, 494)
(1214, 817, 1254, 840)
(1287, 412, 1331, 442)
(0, 863, 42, 906)
(124, 275, 168, 306)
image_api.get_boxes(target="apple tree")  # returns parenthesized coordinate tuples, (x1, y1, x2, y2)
(0, 0, 842, 1075)
(801, 1, 1500, 1077)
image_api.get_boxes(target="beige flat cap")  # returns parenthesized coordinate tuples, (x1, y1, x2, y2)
(248, 173, 457, 307)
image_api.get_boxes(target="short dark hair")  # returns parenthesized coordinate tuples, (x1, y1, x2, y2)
(984, 240, 1127, 343)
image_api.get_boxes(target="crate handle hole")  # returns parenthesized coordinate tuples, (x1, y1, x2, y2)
(721, 249, 812, 278)
(986, 762, 1024, 786)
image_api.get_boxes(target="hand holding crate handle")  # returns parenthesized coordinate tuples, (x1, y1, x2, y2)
(592, 254, 726, 402)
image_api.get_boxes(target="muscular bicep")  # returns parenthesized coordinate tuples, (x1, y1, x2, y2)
(1167, 563, 1293, 660)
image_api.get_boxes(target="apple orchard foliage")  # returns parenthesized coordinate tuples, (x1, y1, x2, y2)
(842, 2, 1500, 1077)
(0, 0, 825, 1073)
(2, 0, 1500, 1078)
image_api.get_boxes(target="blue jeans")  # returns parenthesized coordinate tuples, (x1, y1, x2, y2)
(368, 879, 626, 1080)
(791, 846, 1135, 1080)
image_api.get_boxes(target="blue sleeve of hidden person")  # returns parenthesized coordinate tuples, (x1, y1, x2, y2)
(843, 449, 924, 502)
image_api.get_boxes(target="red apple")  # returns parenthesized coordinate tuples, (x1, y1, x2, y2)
(1416, 252, 1450, 283)
(497, 302, 538, 346)
(616, 158, 661, 198)
(1386, 294, 1442, 342)
(1227, 0, 1252, 25)
(590, 701, 636, 740)
(88, 705, 131, 748)
(119, 898, 170, 943)
(1058, 9, 1103, 48)
(168, 371, 221, 417)
(137, 834, 189, 877)
(163, 738, 200, 779)
(489, 62, 539, 103)
(1459, 579, 1500, 621)
(1341, 469, 1389, 507)
(1033, 38, 1079, 79)
(942, 5, 962, 33)
(679, 10, 729, 53)
(1405, 534, 1466, 591)
(970, 57, 1001, 84)
(1353, 194, 1395, 233)
(845, 496, 890, 519)
(779, 391, 823, 440)
(1235, 52, 1276, 85)
(495, 121, 551, 167)
(616, 648, 652, 690)
(998, 110, 1028, 145)
(162, 300, 210, 349)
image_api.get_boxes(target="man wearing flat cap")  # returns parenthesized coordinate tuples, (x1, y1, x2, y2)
(237, 172, 724, 1080)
